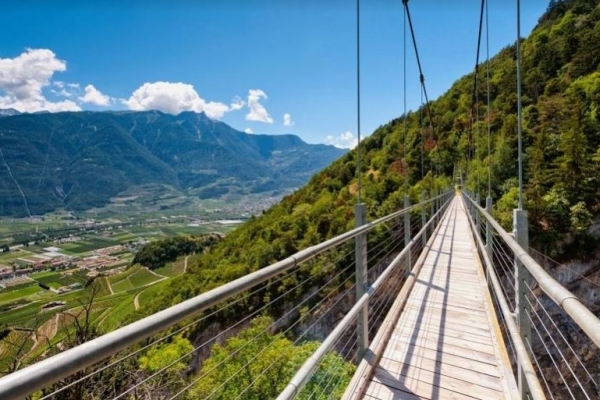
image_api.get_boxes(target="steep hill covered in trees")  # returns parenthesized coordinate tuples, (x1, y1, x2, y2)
(142, 0, 600, 316)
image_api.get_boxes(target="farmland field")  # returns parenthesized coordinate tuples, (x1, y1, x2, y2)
(129, 268, 163, 287)
(0, 285, 42, 304)
(59, 237, 119, 254)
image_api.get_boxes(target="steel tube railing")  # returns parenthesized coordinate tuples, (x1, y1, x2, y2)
(0, 192, 451, 400)
(462, 192, 600, 349)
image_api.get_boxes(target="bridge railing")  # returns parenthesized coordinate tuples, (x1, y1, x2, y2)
(462, 191, 600, 400)
(0, 190, 452, 400)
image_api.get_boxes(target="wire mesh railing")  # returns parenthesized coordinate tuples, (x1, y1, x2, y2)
(0, 191, 453, 400)
(462, 191, 600, 400)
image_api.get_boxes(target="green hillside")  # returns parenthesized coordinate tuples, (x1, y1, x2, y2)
(141, 0, 600, 315)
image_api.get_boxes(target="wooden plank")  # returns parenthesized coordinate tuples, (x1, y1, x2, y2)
(394, 320, 495, 345)
(377, 354, 504, 391)
(398, 305, 492, 330)
(373, 366, 505, 400)
(385, 334, 499, 365)
(404, 298, 487, 316)
(405, 292, 486, 309)
(404, 290, 485, 307)
(396, 314, 494, 338)
(364, 382, 426, 400)
(379, 342, 502, 377)
(389, 330, 496, 356)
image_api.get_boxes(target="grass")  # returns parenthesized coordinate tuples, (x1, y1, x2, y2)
(129, 268, 162, 287)
(136, 281, 168, 310)
(0, 250, 35, 263)
(46, 282, 63, 290)
(31, 273, 62, 285)
(30, 271, 59, 280)
(111, 279, 134, 294)
(0, 285, 42, 304)
(99, 292, 139, 332)
(107, 265, 161, 294)
(59, 238, 118, 254)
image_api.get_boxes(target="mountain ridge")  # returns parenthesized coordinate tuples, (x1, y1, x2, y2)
(0, 110, 346, 216)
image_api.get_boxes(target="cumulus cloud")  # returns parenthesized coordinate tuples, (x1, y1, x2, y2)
(230, 96, 245, 111)
(244, 128, 254, 134)
(123, 81, 243, 119)
(79, 84, 111, 106)
(283, 113, 294, 127)
(0, 48, 81, 112)
(324, 131, 358, 149)
(245, 89, 273, 123)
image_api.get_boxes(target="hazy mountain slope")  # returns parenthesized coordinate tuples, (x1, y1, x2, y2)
(0, 111, 346, 216)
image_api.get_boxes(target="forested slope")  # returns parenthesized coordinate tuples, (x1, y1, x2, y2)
(141, 0, 600, 315)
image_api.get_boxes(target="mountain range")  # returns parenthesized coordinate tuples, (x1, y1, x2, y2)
(0, 111, 346, 217)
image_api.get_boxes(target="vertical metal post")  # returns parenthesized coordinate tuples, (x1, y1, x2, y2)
(421, 191, 427, 244)
(485, 196, 493, 285)
(355, 203, 368, 358)
(404, 196, 411, 274)
(475, 193, 481, 239)
(514, 209, 531, 399)
(430, 191, 436, 235)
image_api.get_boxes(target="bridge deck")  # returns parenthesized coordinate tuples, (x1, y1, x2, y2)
(363, 197, 517, 400)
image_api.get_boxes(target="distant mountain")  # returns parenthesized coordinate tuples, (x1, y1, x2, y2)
(0, 108, 20, 117)
(0, 111, 346, 217)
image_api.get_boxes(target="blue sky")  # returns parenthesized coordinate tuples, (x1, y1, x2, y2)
(0, 0, 548, 147)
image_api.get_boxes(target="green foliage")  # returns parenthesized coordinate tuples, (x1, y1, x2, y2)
(132, 234, 220, 269)
(570, 201, 593, 233)
(139, 335, 193, 373)
(187, 316, 354, 400)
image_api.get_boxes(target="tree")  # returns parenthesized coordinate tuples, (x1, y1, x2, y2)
(187, 316, 355, 400)
(135, 335, 194, 398)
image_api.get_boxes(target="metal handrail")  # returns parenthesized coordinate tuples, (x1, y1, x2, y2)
(461, 193, 600, 349)
(0, 191, 451, 400)
(462, 194, 546, 400)
(277, 193, 454, 400)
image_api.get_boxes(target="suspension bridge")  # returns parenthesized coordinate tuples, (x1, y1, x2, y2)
(0, 190, 598, 399)
(1, 0, 599, 399)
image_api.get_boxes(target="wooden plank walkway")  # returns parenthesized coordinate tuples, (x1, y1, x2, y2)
(362, 196, 518, 400)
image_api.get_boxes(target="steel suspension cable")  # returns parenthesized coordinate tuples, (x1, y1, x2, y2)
(485, 0, 492, 196)
(516, 0, 524, 209)
(402, 0, 436, 140)
(356, 0, 363, 204)
(403, 5, 408, 193)
(473, 0, 485, 196)
(420, 86, 424, 180)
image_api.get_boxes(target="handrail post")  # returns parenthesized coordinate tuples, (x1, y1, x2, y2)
(485, 196, 493, 283)
(421, 191, 427, 244)
(475, 193, 481, 239)
(514, 208, 531, 399)
(404, 196, 411, 274)
(429, 193, 437, 235)
(355, 203, 368, 358)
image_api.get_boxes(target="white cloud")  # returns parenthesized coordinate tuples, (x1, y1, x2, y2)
(124, 81, 241, 119)
(324, 131, 358, 149)
(79, 84, 111, 106)
(245, 89, 273, 123)
(283, 113, 294, 127)
(0, 48, 81, 112)
(230, 96, 245, 111)
(244, 128, 253, 134)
